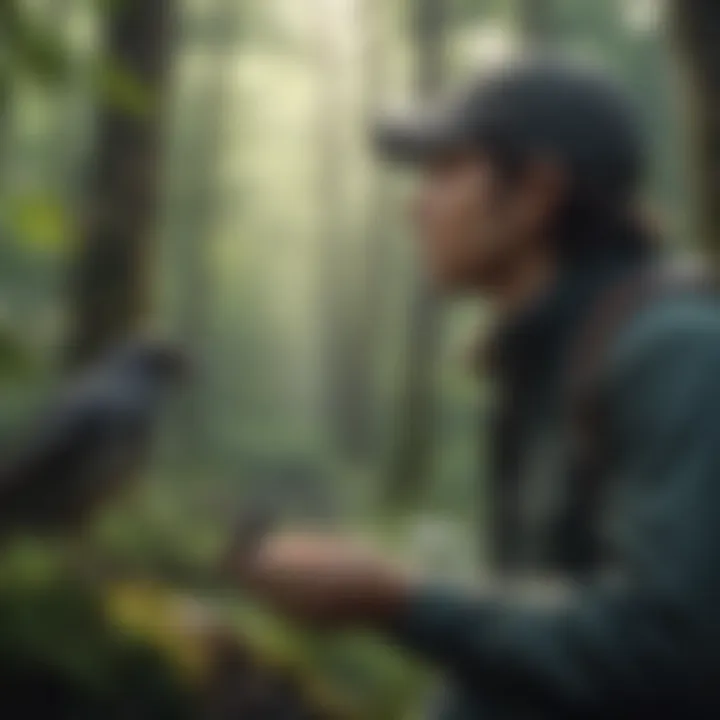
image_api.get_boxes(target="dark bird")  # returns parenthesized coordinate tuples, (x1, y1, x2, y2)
(0, 339, 189, 537)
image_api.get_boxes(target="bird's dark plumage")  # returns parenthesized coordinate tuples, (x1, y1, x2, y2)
(0, 339, 188, 537)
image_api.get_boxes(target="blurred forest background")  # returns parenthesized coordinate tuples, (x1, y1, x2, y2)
(0, 0, 716, 718)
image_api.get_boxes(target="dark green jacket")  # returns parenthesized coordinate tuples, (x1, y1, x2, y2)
(389, 259, 720, 718)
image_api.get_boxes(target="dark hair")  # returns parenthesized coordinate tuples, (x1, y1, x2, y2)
(482, 132, 655, 265)
(554, 191, 657, 266)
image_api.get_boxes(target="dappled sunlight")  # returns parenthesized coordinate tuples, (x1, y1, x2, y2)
(455, 21, 519, 71)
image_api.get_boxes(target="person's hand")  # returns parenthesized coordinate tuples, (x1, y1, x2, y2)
(228, 531, 413, 626)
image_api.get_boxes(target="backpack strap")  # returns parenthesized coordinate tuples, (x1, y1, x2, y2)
(568, 260, 715, 411)
(557, 260, 715, 574)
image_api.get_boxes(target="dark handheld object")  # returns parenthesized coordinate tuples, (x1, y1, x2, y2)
(0, 339, 189, 537)
(220, 506, 277, 580)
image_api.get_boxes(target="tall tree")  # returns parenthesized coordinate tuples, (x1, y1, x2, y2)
(314, 0, 359, 460)
(66, 0, 176, 367)
(386, 0, 448, 506)
(164, 0, 243, 465)
(669, 0, 720, 258)
(333, 0, 393, 466)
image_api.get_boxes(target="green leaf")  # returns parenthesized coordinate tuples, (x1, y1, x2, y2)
(0, 195, 74, 252)
(94, 61, 154, 117)
(0, 323, 37, 382)
(14, 31, 71, 86)
(2, 1, 72, 87)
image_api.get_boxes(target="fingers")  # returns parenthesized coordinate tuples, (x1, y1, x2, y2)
(227, 531, 414, 626)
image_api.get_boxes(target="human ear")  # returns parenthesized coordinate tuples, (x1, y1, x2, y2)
(518, 156, 569, 234)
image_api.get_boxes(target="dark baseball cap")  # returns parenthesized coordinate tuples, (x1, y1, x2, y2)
(375, 55, 646, 202)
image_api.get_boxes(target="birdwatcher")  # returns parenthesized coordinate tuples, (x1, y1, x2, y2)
(228, 55, 720, 718)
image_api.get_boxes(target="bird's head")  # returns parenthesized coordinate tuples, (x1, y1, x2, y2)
(109, 338, 192, 386)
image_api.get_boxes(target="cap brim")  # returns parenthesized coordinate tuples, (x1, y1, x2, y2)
(373, 106, 471, 165)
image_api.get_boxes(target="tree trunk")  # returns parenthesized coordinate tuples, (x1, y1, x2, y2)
(324, 0, 393, 467)
(669, 0, 720, 259)
(350, 0, 392, 464)
(66, 0, 176, 367)
(166, 0, 242, 465)
(314, 0, 358, 460)
(386, 0, 447, 506)
(0, 88, 9, 196)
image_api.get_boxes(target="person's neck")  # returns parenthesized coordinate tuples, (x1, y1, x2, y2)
(492, 251, 559, 323)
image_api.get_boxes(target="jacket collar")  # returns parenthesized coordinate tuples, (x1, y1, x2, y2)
(482, 249, 651, 402)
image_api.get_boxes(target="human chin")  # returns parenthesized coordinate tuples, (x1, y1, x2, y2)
(426, 258, 475, 294)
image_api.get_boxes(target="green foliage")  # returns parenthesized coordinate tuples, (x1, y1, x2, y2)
(0, 322, 37, 382)
(0, 194, 74, 252)
(94, 60, 154, 117)
(0, 543, 367, 719)
(0, 548, 195, 719)
(0, 0, 71, 89)
(0, 0, 151, 116)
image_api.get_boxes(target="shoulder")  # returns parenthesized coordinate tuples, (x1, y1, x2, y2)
(603, 291, 720, 430)
(608, 291, 720, 379)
